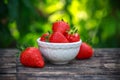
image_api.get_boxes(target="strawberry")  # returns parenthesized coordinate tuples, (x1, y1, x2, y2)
(76, 42, 94, 59)
(65, 27, 80, 42)
(20, 47, 45, 68)
(52, 20, 70, 34)
(50, 32, 69, 43)
(40, 32, 50, 42)
(66, 33, 80, 42)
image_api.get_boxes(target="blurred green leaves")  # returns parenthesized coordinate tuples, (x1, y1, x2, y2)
(0, 0, 120, 48)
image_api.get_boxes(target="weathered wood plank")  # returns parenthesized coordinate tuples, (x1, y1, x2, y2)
(17, 57, 120, 73)
(0, 74, 16, 80)
(0, 49, 17, 80)
(0, 48, 120, 80)
(94, 48, 120, 52)
(0, 57, 16, 64)
(17, 73, 120, 80)
(0, 49, 18, 57)
(16, 48, 120, 80)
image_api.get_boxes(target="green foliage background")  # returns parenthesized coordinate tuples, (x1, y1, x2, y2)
(0, 0, 120, 48)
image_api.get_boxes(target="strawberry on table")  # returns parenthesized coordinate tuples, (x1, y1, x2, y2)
(52, 20, 70, 34)
(20, 47, 45, 68)
(50, 32, 69, 43)
(76, 42, 94, 59)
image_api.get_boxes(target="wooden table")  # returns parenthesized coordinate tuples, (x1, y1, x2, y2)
(0, 49, 120, 80)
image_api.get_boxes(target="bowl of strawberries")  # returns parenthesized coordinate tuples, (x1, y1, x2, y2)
(37, 20, 82, 64)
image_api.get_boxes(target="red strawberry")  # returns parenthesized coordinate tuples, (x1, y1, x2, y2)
(76, 42, 93, 59)
(20, 47, 45, 68)
(52, 20, 70, 34)
(66, 33, 80, 42)
(40, 33, 50, 42)
(50, 32, 69, 43)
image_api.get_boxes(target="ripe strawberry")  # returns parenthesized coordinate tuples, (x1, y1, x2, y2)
(50, 32, 69, 43)
(65, 27, 80, 42)
(52, 20, 70, 34)
(76, 42, 93, 59)
(20, 47, 45, 68)
(40, 33, 50, 42)
(66, 33, 80, 42)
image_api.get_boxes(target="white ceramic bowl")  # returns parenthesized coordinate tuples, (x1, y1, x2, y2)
(37, 38, 82, 64)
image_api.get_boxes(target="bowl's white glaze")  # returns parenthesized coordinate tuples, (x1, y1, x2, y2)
(37, 38, 82, 64)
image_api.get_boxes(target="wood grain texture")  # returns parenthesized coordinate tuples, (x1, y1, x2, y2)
(0, 49, 17, 80)
(16, 48, 120, 80)
(0, 74, 16, 80)
(0, 49, 120, 80)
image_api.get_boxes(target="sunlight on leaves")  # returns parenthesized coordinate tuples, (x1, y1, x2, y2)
(8, 21, 20, 40)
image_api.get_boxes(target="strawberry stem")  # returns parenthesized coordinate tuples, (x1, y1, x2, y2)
(72, 27, 76, 31)
(68, 26, 79, 34)
(45, 36, 49, 42)
(74, 28, 78, 33)
(47, 30, 51, 34)
(16, 44, 32, 58)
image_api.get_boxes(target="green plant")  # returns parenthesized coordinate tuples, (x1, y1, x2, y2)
(0, 0, 120, 48)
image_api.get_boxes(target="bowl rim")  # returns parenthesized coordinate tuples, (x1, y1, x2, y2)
(37, 38, 82, 46)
